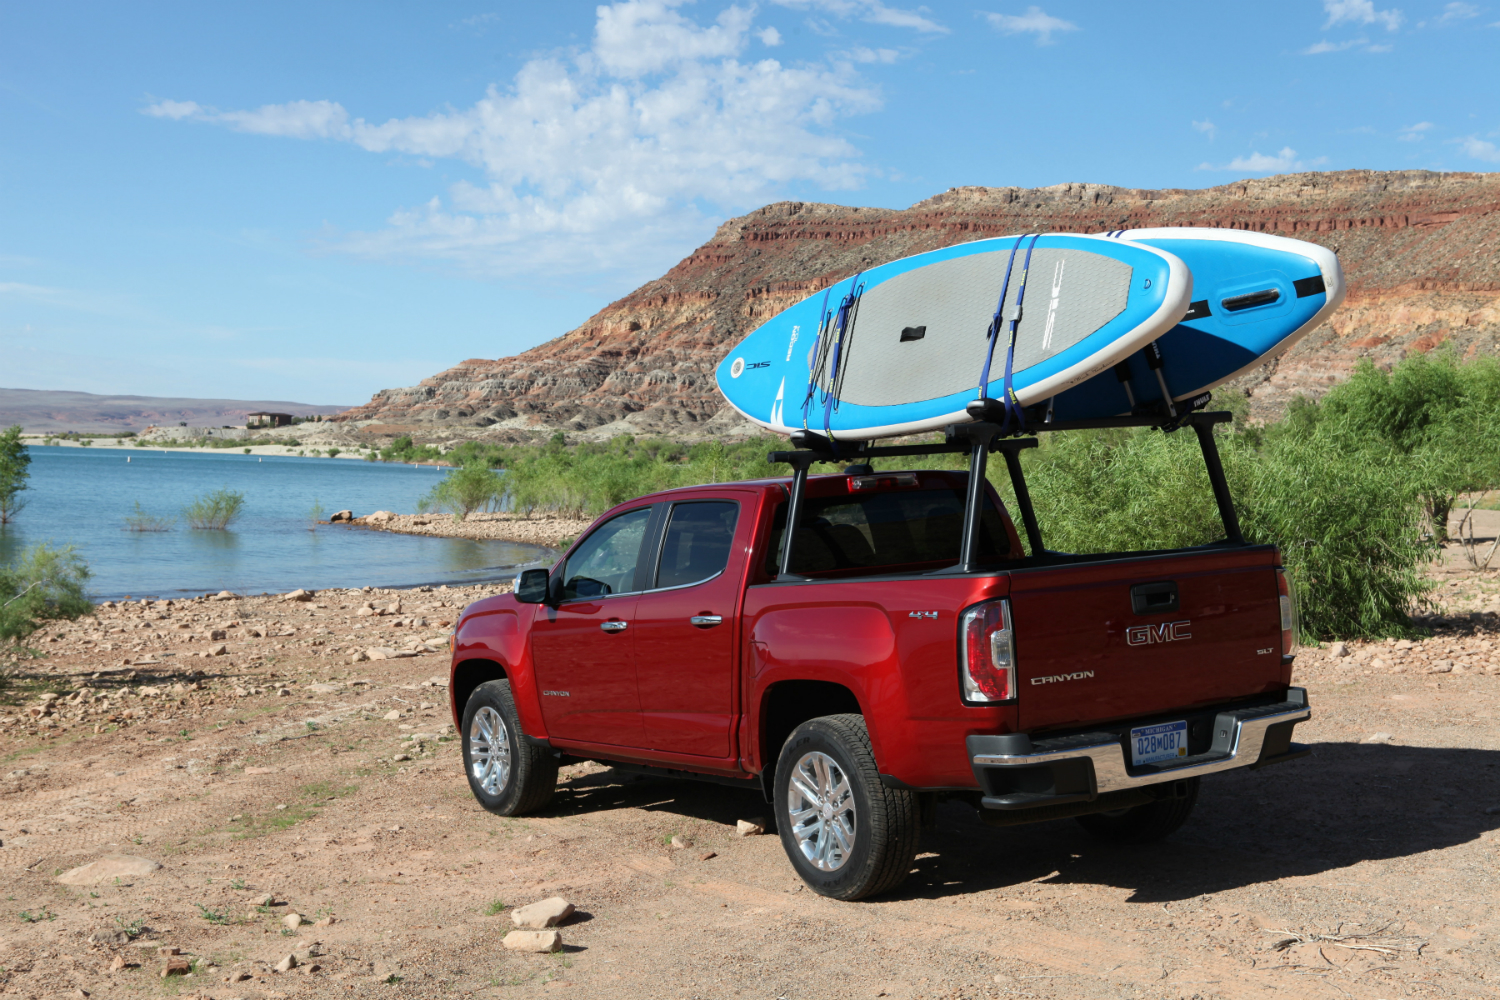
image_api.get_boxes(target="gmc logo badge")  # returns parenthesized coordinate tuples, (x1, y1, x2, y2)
(1126, 620, 1192, 646)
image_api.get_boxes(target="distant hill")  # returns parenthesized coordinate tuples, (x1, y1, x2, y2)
(334, 168, 1500, 440)
(0, 388, 351, 433)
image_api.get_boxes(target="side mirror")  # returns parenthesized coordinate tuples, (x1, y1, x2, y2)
(514, 568, 551, 604)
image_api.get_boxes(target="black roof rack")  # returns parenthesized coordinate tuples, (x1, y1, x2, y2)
(766, 399, 1242, 580)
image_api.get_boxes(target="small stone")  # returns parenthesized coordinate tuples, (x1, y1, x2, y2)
(669, 835, 693, 850)
(210, 629, 227, 641)
(510, 897, 574, 929)
(284, 589, 314, 602)
(1362, 732, 1394, 744)
(158, 946, 181, 956)
(57, 854, 162, 885)
(383, 710, 402, 720)
(356, 606, 377, 617)
(161, 956, 191, 977)
(503, 929, 562, 953)
(231, 970, 252, 982)
(208, 643, 228, 655)
(699, 851, 717, 861)
(246, 627, 264, 638)
(282, 912, 304, 929)
(313, 916, 335, 927)
(110, 954, 127, 972)
(735, 818, 766, 837)
(275, 953, 297, 972)
(212, 590, 238, 601)
(1328, 641, 1350, 658)
(392, 753, 411, 762)
(1429, 660, 1455, 674)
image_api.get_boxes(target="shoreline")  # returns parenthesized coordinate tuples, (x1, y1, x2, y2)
(337, 509, 591, 548)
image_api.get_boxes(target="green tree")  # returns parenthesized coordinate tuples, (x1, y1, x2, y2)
(1, 543, 92, 647)
(0, 425, 31, 524)
(418, 464, 506, 521)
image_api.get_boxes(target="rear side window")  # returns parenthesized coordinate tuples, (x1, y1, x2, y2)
(655, 501, 738, 589)
(562, 506, 652, 599)
(765, 488, 1013, 576)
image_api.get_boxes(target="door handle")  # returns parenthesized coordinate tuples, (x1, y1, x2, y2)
(600, 620, 628, 633)
(689, 615, 723, 627)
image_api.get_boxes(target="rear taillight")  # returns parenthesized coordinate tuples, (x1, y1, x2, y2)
(1276, 568, 1299, 656)
(960, 598, 1014, 702)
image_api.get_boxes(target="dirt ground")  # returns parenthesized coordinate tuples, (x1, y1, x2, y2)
(4, 564, 1500, 1000)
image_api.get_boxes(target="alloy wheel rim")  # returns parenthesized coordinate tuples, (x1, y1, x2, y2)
(786, 750, 856, 872)
(469, 705, 512, 796)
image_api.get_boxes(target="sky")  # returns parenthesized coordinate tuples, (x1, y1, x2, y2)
(2, 0, 1497, 406)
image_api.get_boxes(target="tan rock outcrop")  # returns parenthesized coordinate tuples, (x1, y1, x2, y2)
(333, 170, 1500, 437)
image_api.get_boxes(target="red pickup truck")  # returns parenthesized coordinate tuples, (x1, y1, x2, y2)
(448, 412, 1310, 900)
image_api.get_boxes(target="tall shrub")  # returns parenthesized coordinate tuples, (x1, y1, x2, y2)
(1, 543, 92, 647)
(0, 425, 30, 524)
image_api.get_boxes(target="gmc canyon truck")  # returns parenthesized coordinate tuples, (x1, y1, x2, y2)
(448, 408, 1311, 900)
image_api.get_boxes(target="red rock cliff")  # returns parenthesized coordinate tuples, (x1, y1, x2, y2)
(334, 169, 1500, 439)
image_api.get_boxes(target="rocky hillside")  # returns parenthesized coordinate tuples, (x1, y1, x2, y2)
(334, 169, 1500, 442)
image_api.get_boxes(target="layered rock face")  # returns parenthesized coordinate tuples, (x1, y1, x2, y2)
(335, 169, 1500, 440)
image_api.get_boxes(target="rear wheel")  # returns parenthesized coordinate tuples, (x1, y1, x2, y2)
(1075, 778, 1199, 844)
(461, 679, 557, 815)
(773, 714, 919, 900)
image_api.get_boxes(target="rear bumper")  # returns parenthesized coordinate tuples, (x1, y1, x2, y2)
(968, 688, 1311, 811)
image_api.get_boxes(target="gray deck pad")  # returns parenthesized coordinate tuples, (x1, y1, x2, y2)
(829, 247, 1132, 406)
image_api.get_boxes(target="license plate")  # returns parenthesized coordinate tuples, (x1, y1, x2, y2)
(1130, 720, 1189, 766)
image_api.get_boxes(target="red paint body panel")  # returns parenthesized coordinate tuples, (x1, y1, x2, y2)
(1008, 548, 1283, 731)
(449, 469, 1291, 792)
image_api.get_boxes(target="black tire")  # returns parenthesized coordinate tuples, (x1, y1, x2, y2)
(773, 714, 919, 901)
(1075, 778, 1200, 844)
(461, 679, 558, 815)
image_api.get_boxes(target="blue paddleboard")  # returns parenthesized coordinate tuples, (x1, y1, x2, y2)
(1046, 229, 1347, 421)
(716, 234, 1191, 441)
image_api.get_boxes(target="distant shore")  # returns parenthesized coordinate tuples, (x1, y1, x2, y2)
(19, 435, 405, 461)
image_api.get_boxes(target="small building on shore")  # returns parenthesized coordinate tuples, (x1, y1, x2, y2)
(246, 412, 294, 428)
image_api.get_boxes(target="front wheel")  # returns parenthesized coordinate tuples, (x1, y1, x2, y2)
(461, 679, 557, 815)
(773, 714, 919, 900)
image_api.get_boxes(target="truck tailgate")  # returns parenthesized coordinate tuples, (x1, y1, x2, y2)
(1009, 546, 1285, 732)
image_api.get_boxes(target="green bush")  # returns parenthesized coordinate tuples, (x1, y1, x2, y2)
(123, 502, 175, 532)
(0, 425, 30, 524)
(183, 488, 246, 530)
(418, 465, 506, 521)
(1, 543, 92, 647)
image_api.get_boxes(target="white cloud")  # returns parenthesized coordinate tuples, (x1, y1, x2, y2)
(982, 6, 1078, 44)
(144, 1, 882, 284)
(1301, 34, 1393, 53)
(1192, 119, 1216, 141)
(1459, 136, 1500, 161)
(1437, 2, 1480, 24)
(769, 0, 947, 33)
(1197, 147, 1329, 172)
(594, 1, 753, 76)
(1398, 120, 1433, 141)
(142, 99, 204, 120)
(843, 45, 902, 62)
(1323, 0, 1404, 31)
(757, 25, 783, 44)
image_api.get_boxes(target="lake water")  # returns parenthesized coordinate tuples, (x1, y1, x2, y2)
(0, 446, 554, 600)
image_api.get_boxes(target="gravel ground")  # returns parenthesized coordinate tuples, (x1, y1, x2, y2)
(2, 573, 1500, 999)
